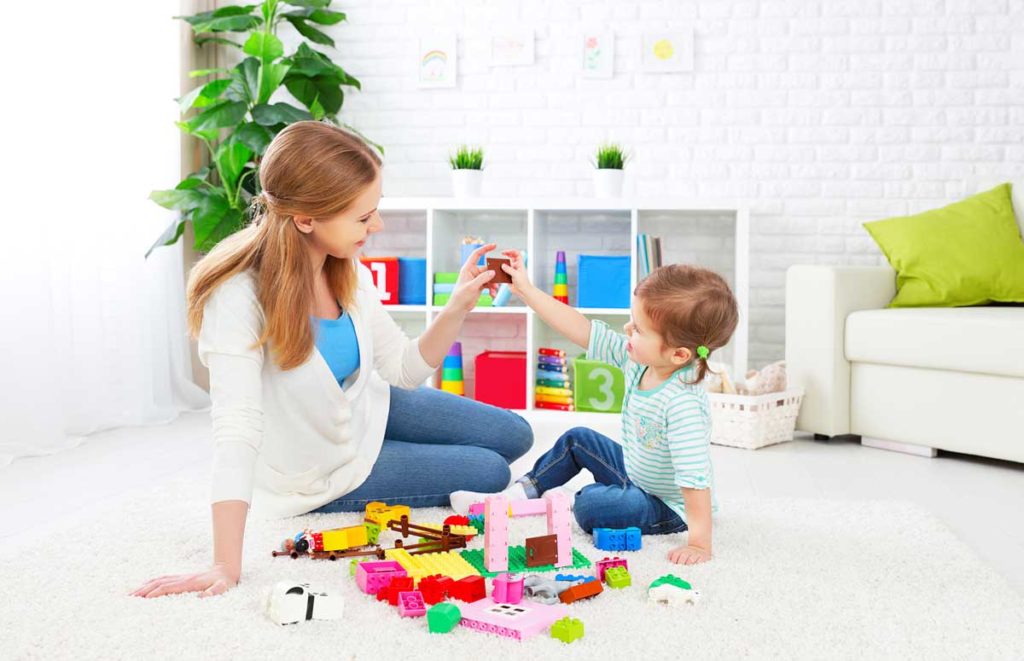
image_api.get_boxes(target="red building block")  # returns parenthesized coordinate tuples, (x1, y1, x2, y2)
(419, 575, 454, 605)
(559, 580, 604, 604)
(360, 256, 399, 305)
(474, 351, 526, 409)
(449, 575, 486, 603)
(377, 576, 415, 606)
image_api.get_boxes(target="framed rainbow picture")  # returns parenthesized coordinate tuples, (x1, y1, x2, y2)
(418, 34, 457, 88)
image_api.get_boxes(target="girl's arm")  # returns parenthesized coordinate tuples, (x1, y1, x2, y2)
(500, 249, 592, 349)
(669, 487, 713, 565)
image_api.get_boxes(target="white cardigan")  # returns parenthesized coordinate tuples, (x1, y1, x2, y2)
(197, 264, 436, 518)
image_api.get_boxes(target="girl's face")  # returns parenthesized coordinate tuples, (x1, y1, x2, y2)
(303, 174, 384, 260)
(623, 298, 692, 369)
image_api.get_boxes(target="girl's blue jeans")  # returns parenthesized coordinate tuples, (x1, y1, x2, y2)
(520, 426, 688, 536)
(312, 386, 533, 513)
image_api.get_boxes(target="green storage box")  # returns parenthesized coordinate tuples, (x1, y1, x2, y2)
(573, 355, 624, 413)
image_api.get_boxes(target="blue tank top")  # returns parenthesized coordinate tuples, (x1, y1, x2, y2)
(313, 311, 360, 386)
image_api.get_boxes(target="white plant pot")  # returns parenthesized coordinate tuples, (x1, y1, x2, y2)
(452, 169, 483, 197)
(593, 168, 624, 198)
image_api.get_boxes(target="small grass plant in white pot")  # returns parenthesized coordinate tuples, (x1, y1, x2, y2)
(593, 142, 628, 198)
(449, 145, 485, 197)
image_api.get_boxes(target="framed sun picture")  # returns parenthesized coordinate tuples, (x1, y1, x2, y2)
(582, 31, 614, 78)
(490, 29, 534, 67)
(642, 29, 694, 73)
(418, 34, 457, 88)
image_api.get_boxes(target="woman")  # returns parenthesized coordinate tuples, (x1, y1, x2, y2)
(132, 121, 533, 598)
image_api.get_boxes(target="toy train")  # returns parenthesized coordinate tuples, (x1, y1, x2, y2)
(275, 523, 385, 561)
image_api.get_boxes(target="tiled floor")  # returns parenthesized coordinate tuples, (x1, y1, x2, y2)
(3, 410, 1022, 594)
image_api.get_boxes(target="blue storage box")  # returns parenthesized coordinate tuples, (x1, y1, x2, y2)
(577, 254, 630, 308)
(397, 257, 427, 304)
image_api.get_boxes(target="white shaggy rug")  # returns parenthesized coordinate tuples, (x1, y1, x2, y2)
(3, 476, 1023, 661)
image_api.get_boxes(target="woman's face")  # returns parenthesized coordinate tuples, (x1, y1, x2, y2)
(302, 174, 384, 260)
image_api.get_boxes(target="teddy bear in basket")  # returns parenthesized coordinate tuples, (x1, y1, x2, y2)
(704, 360, 787, 396)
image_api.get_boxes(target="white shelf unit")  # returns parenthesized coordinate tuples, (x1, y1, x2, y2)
(371, 197, 750, 413)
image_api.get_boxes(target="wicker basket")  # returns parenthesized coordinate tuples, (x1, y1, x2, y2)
(707, 389, 804, 450)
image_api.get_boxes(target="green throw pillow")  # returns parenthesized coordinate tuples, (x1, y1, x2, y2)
(863, 183, 1024, 307)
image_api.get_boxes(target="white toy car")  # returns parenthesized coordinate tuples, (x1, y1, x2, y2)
(266, 581, 344, 625)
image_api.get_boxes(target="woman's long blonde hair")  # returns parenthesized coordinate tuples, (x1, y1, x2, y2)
(186, 121, 382, 370)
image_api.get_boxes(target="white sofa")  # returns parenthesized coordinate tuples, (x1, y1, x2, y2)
(785, 265, 1024, 463)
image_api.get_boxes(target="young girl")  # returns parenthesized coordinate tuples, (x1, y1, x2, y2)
(452, 254, 738, 565)
(133, 122, 533, 599)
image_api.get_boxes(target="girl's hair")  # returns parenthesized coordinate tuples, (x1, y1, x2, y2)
(186, 121, 382, 370)
(634, 264, 739, 384)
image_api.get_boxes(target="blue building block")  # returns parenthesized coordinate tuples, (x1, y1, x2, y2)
(594, 527, 642, 552)
(555, 574, 596, 583)
(397, 257, 427, 305)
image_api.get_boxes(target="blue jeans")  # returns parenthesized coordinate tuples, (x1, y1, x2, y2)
(313, 386, 534, 512)
(520, 427, 687, 536)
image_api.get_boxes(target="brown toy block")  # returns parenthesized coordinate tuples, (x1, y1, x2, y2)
(525, 534, 558, 568)
(486, 257, 513, 284)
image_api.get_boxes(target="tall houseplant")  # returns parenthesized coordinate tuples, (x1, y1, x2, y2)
(147, 0, 369, 256)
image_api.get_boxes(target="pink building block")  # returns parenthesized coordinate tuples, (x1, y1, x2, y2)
(484, 495, 509, 573)
(468, 502, 484, 516)
(355, 560, 407, 595)
(595, 556, 629, 582)
(544, 490, 573, 568)
(398, 591, 426, 617)
(509, 498, 547, 517)
(492, 573, 525, 604)
(459, 598, 568, 641)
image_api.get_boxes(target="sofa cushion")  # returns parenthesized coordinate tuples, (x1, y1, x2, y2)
(845, 307, 1024, 378)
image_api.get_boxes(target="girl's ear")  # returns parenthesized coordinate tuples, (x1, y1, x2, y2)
(292, 215, 314, 234)
(671, 346, 693, 366)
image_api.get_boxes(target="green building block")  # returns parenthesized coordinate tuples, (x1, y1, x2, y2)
(434, 272, 459, 284)
(364, 522, 381, 545)
(649, 574, 692, 591)
(459, 546, 592, 578)
(468, 515, 485, 535)
(573, 356, 625, 413)
(551, 616, 584, 644)
(349, 558, 359, 577)
(427, 603, 461, 633)
(605, 566, 631, 589)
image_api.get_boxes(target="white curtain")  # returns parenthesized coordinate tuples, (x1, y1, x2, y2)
(0, 1, 210, 466)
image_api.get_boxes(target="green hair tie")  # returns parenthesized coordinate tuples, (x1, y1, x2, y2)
(696, 345, 710, 360)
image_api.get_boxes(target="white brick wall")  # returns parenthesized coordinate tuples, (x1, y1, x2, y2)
(311, 0, 1024, 367)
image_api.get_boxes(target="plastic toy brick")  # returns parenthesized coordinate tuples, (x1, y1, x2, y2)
(484, 495, 510, 573)
(605, 567, 631, 589)
(355, 560, 407, 595)
(418, 575, 454, 605)
(593, 526, 642, 552)
(551, 616, 584, 644)
(450, 575, 486, 603)
(468, 515, 485, 535)
(460, 546, 592, 578)
(420, 523, 478, 538)
(384, 548, 480, 584)
(525, 534, 558, 568)
(492, 573, 525, 604)
(349, 559, 359, 577)
(364, 501, 412, 527)
(554, 573, 596, 583)
(545, 490, 573, 567)
(648, 574, 700, 606)
(522, 576, 564, 605)
(559, 579, 603, 604)
(509, 498, 548, 517)
(364, 522, 381, 545)
(625, 526, 641, 550)
(398, 591, 427, 617)
(458, 598, 568, 641)
(649, 574, 692, 590)
(427, 603, 462, 634)
(444, 514, 471, 527)
(468, 503, 485, 516)
(594, 556, 628, 581)
(377, 576, 415, 605)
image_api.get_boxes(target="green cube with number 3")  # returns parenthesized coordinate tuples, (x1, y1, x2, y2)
(573, 355, 625, 413)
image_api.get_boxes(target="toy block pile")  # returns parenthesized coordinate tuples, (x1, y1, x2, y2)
(535, 347, 573, 411)
(440, 342, 465, 396)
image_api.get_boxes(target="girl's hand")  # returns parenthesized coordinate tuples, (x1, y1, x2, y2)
(668, 544, 712, 565)
(450, 242, 497, 314)
(130, 563, 239, 599)
(500, 249, 533, 298)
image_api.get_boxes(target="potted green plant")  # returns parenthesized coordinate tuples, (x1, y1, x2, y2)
(592, 142, 628, 198)
(449, 145, 485, 197)
(147, 0, 371, 257)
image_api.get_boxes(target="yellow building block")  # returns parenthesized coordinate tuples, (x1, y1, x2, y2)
(420, 523, 478, 537)
(385, 547, 481, 585)
(321, 524, 368, 551)
(553, 283, 569, 296)
(364, 502, 412, 527)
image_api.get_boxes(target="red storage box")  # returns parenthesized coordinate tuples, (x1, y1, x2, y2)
(474, 351, 526, 410)
(360, 257, 399, 305)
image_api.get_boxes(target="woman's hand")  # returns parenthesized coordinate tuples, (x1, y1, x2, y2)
(668, 544, 712, 565)
(449, 242, 498, 314)
(131, 563, 239, 599)
(499, 249, 533, 298)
